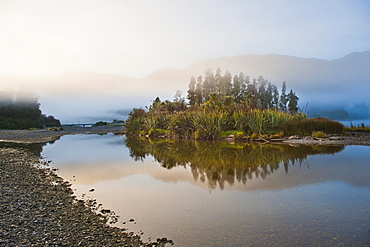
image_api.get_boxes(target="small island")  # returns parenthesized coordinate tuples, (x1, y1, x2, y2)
(125, 69, 363, 143)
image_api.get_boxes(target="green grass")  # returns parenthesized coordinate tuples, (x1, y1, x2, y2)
(280, 117, 344, 136)
(344, 126, 370, 133)
(311, 131, 325, 138)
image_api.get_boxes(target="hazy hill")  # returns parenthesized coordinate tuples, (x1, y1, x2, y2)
(0, 51, 369, 122)
(147, 51, 370, 105)
(146, 51, 370, 120)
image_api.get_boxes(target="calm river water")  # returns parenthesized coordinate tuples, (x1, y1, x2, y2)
(41, 133, 370, 246)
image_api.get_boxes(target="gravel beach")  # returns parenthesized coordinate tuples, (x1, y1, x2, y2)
(0, 147, 171, 246)
(0, 126, 124, 144)
(1, 127, 369, 246)
(281, 132, 370, 146)
(1, 126, 369, 146)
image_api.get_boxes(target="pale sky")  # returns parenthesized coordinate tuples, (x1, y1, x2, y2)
(0, 0, 369, 78)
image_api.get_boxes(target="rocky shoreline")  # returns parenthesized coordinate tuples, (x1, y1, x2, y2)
(1, 127, 369, 246)
(281, 132, 370, 146)
(1, 126, 370, 146)
(0, 147, 171, 246)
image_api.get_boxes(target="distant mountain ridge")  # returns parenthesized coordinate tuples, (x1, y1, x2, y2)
(147, 51, 370, 104)
(0, 51, 369, 122)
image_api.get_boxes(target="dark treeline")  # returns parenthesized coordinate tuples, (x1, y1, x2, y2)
(0, 91, 61, 129)
(187, 68, 299, 113)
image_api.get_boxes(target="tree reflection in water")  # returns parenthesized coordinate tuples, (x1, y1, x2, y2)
(125, 138, 344, 190)
(0, 137, 61, 157)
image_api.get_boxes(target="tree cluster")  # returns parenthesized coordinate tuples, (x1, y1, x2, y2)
(125, 68, 346, 140)
(187, 68, 299, 114)
(0, 91, 60, 129)
(41, 114, 61, 128)
(125, 69, 305, 139)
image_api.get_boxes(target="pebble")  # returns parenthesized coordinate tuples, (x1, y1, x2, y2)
(0, 147, 172, 246)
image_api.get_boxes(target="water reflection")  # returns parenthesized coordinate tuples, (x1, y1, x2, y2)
(39, 134, 370, 246)
(0, 137, 60, 156)
(125, 138, 344, 190)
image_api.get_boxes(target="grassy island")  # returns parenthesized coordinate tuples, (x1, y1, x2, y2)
(125, 69, 344, 140)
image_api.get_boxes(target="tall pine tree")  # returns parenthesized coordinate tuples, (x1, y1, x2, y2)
(279, 81, 288, 112)
(187, 76, 197, 106)
(288, 89, 299, 114)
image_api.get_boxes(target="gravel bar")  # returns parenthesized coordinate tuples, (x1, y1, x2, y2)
(0, 126, 124, 144)
(282, 132, 370, 146)
(1, 127, 370, 146)
(0, 147, 172, 246)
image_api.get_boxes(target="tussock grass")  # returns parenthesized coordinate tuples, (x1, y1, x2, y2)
(280, 117, 344, 136)
(344, 126, 370, 133)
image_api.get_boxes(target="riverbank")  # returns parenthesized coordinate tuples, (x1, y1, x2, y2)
(0, 126, 124, 144)
(0, 147, 171, 246)
(281, 132, 370, 146)
(1, 128, 368, 245)
(1, 126, 370, 145)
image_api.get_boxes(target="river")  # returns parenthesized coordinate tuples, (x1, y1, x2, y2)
(41, 133, 370, 246)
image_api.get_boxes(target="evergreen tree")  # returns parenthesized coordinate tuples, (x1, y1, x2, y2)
(279, 81, 288, 112)
(214, 67, 222, 95)
(195, 76, 203, 105)
(247, 78, 257, 109)
(272, 84, 279, 109)
(40, 114, 61, 127)
(0, 91, 43, 129)
(220, 70, 232, 96)
(187, 76, 197, 105)
(239, 72, 247, 100)
(257, 76, 267, 109)
(266, 82, 273, 109)
(232, 75, 241, 101)
(174, 90, 184, 103)
(288, 89, 299, 114)
(202, 68, 216, 101)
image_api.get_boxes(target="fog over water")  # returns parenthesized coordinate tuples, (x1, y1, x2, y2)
(0, 1, 369, 123)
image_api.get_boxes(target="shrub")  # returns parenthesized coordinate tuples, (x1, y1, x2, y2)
(233, 131, 245, 140)
(218, 130, 236, 138)
(148, 128, 168, 138)
(270, 131, 284, 138)
(250, 132, 258, 139)
(94, 121, 108, 126)
(312, 131, 325, 138)
(194, 129, 207, 140)
(344, 126, 370, 133)
(281, 117, 344, 136)
(244, 109, 292, 136)
(125, 108, 147, 135)
(168, 111, 195, 139)
(192, 110, 227, 139)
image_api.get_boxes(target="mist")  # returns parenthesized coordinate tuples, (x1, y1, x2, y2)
(39, 96, 150, 124)
(0, 1, 368, 124)
(1, 52, 369, 125)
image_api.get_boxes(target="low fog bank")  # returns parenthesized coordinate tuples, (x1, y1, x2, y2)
(38, 93, 370, 125)
(39, 91, 178, 124)
(304, 102, 370, 127)
(1, 52, 368, 124)
(39, 96, 150, 124)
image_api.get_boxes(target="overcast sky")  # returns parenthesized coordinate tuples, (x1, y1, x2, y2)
(1, 0, 369, 78)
